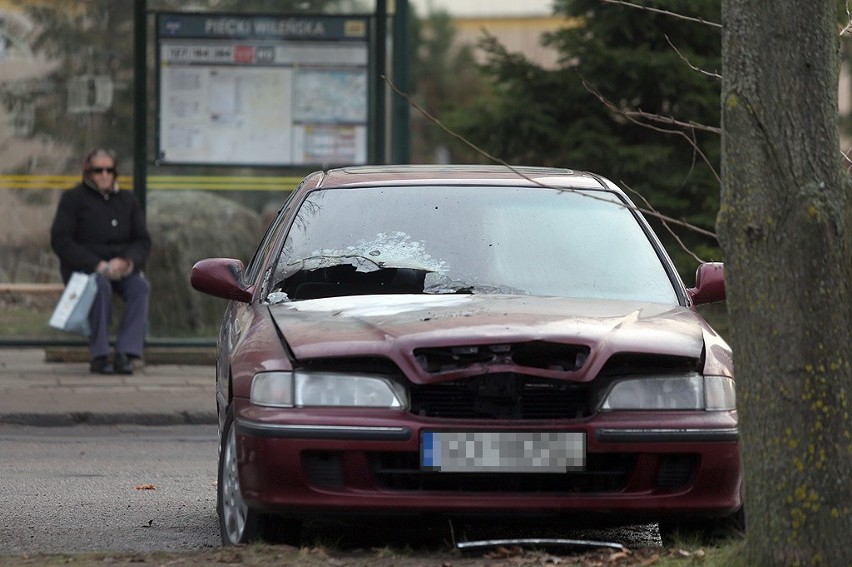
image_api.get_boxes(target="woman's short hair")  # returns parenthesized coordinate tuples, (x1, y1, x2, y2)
(82, 148, 118, 177)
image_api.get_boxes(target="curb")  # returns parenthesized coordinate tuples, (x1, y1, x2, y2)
(43, 346, 217, 366)
(0, 411, 217, 427)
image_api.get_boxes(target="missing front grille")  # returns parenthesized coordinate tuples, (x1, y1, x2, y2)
(414, 342, 590, 373)
(409, 374, 591, 419)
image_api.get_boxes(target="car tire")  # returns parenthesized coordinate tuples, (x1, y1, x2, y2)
(218, 406, 301, 546)
(658, 506, 745, 546)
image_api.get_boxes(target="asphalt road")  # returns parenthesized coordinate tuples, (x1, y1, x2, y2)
(0, 424, 661, 557)
(0, 424, 220, 554)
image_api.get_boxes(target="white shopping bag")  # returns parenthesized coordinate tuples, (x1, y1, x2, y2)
(48, 272, 98, 336)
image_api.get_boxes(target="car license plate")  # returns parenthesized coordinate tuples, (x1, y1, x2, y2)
(421, 431, 585, 472)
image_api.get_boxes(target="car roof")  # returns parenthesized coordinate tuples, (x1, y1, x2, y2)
(307, 165, 616, 192)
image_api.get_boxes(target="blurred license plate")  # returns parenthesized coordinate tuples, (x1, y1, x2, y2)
(421, 431, 585, 472)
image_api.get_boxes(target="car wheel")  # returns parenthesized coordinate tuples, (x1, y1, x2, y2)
(218, 407, 261, 545)
(218, 406, 302, 546)
(658, 506, 745, 546)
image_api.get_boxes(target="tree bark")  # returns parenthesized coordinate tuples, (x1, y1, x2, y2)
(719, 1, 852, 564)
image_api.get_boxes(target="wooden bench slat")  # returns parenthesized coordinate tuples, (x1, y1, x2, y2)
(0, 283, 66, 294)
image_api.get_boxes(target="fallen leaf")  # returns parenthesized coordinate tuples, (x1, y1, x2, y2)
(484, 545, 524, 559)
(134, 483, 157, 490)
(214, 549, 243, 564)
(638, 555, 661, 567)
(303, 547, 331, 558)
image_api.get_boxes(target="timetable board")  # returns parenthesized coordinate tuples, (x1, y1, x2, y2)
(156, 13, 370, 166)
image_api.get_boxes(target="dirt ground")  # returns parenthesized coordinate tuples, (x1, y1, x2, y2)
(0, 544, 710, 567)
(0, 517, 724, 566)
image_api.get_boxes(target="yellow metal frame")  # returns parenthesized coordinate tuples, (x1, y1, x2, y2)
(0, 175, 304, 191)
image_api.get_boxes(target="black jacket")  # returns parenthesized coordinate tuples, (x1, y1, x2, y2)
(50, 181, 152, 283)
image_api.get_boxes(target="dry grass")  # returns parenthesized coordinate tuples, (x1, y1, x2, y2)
(0, 539, 747, 567)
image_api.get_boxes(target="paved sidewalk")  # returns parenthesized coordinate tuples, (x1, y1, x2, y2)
(0, 348, 217, 426)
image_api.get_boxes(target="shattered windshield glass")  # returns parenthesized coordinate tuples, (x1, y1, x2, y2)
(277, 231, 448, 278)
(267, 185, 679, 304)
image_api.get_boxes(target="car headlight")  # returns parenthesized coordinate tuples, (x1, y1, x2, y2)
(600, 374, 735, 411)
(250, 371, 407, 408)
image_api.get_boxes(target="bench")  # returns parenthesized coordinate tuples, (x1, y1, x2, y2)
(0, 283, 65, 295)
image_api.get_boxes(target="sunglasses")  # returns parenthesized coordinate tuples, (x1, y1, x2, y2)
(88, 167, 116, 175)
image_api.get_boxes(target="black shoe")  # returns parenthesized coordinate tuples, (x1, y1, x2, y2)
(114, 353, 134, 375)
(90, 357, 114, 374)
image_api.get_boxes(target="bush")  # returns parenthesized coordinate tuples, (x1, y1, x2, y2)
(146, 190, 265, 337)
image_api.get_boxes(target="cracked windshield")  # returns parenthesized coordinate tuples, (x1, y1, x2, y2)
(269, 185, 679, 304)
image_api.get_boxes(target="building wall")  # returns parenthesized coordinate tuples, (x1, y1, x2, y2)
(452, 16, 572, 69)
(408, 0, 552, 18)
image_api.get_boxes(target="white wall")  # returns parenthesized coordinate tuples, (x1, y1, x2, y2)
(409, 0, 553, 18)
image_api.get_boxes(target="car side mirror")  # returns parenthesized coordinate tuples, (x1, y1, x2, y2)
(687, 262, 725, 305)
(190, 257, 253, 303)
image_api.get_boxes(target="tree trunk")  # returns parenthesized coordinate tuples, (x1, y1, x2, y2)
(719, 1, 852, 564)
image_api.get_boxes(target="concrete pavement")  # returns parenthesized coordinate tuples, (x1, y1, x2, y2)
(0, 348, 217, 426)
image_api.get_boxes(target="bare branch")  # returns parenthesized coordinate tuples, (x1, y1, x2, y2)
(580, 76, 722, 187)
(622, 182, 710, 263)
(382, 77, 508, 166)
(383, 75, 719, 241)
(841, 1, 852, 36)
(842, 148, 852, 170)
(664, 34, 722, 80)
(597, 0, 721, 28)
(623, 108, 722, 135)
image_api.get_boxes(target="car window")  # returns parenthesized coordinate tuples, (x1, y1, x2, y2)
(244, 186, 301, 283)
(269, 185, 679, 304)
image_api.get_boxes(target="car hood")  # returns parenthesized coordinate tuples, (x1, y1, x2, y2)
(268, 294, 723, 383)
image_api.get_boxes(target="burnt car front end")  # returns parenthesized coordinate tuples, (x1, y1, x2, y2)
(229, 295, 740, 527)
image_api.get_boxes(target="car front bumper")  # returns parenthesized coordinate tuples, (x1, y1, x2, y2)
(232, 401, 742, 523)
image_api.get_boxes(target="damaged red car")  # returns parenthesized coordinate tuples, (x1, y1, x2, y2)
(190, 165, 742, 546)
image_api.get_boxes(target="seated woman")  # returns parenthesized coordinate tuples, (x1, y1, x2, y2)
(50, 148, 151, 375)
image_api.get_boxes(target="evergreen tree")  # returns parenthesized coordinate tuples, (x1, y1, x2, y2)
(407, 8, 484, 163)
(448, 0, 723, 276)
